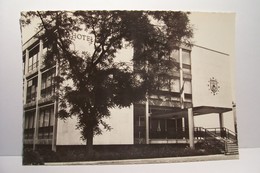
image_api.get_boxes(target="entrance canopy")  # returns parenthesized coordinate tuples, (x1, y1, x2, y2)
(152, 106, 232, 119)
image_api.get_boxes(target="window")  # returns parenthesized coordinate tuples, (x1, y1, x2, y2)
(170, 78, 180, 92)
(26, 77, 38, 103)
(24, 111, 35, 139)
(159, 78, 171, 91)
(182, 49, 191, 65)
(38, 106, 54, 139)
(182, 50, 191, 76)
(184, 79, 192, 94)
(41, 69, 55, 98)
(41, 40, 54, 66)
(28, 45, 39, 73)
(171, 49, 179, 63)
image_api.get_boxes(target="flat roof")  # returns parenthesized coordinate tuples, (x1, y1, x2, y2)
(151, 106, 232, 119)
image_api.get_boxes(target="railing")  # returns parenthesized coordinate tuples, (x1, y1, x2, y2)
(150, 127, 189, 139)
(26, 92, 37, 103)
(148, 126, 236, 152)
(194, 127, 227, 153)
(205, 127, 237, 143)
(41, 86, 55, 98)
(24, 101, 36, 109)
(24, 128, 35, 139)
(195, 127, 228, 142)
(38, 126, 53, 139)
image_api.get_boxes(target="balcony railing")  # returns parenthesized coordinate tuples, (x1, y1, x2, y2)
(24, 100, 36, 109)
(38, 96, 54, 105)
(23, 128, 35, 139)
(41, 86, 55, 98)
(38, 126, 53, 139)
(26, 92, 36, 103)
(150, 127, 189, 139)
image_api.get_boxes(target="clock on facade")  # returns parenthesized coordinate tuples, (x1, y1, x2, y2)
(208, 77, 220, 95)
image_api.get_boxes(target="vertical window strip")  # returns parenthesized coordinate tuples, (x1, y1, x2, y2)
(38, 106, 54, 139)
(41, 69, 55, 98)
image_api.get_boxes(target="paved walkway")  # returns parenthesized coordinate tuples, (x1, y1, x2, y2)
(45, 154, 239, 165)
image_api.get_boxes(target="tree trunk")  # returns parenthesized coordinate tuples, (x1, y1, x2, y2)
(86, 125, 94, 154)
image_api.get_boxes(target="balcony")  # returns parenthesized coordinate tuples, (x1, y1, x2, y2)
(23, 128, 35, 144)
(38, 96, 55, 105)
(137, 98, 192, 108)
(40, 63, 56, 71)
(38, 126, 53, 139)
(25, 68, 38, 78)
(24, 101, 36, 109)
(39, 86, 55, 104)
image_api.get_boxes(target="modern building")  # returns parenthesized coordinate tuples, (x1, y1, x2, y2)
(22, 15, 237, 155)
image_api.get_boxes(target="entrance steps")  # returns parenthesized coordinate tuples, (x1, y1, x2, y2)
(225, 142, 239, 155)
(196, 127, 239, 155)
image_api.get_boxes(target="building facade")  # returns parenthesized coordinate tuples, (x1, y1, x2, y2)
(22, 31, 236, 153)
(133, 46, 192, 144)
(23, 37, 58, 150)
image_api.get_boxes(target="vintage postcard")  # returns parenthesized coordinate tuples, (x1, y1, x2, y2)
(20, 11, 237, 165)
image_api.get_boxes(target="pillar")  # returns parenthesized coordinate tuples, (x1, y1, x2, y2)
(52, 57, 60, 151)
(145, 93, 150, 144)
(219, 113, 225, 138)
(219, 113, 224, 129)
(52, 99, 58, 152)
(179, 48, 185, 109)
(188, 108, 194, 149)
(33, 40, 43, 150)
(232, 102, 238, 137)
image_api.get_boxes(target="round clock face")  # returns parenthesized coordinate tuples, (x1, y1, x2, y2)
(208, 77, 220, 95)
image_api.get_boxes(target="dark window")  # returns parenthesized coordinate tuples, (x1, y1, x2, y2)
(26, 77, 38, 103)
(28, 45, 39, 73)
(38, 106, 54, 139)
(24, 111, 35, 139)
(41, 69, 55, 98)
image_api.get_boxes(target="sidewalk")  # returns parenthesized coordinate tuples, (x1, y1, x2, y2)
(45, 154, 239, 165)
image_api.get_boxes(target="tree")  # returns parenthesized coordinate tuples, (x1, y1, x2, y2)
(21, 11, 193, 152)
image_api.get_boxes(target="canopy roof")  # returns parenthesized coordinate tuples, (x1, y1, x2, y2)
(151, 106, 232, 119)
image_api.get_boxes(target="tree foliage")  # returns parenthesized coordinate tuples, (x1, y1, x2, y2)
(21, 10, 193, 151)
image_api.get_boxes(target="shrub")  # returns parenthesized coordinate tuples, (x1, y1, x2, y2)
(23, 148, 44, 165)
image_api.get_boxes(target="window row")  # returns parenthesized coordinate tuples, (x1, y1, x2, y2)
(41, 69, 56, 98)
(28, 45, 39, 73)
(24, 40, 52, 74)
(159, 78, 192, 94)
(26, 69, 56, 103)
(171, 49, 191, 65)
(24, 111, 35, 139)
(24, 106, 54, 140)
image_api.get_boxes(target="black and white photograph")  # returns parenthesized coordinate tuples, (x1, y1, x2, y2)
(20, 11, 238, 165)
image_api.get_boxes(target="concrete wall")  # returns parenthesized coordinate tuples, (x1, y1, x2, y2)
(56, 31, 134, 145)
(191, 46, 235, 131)
(56, 106, 134, 145)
